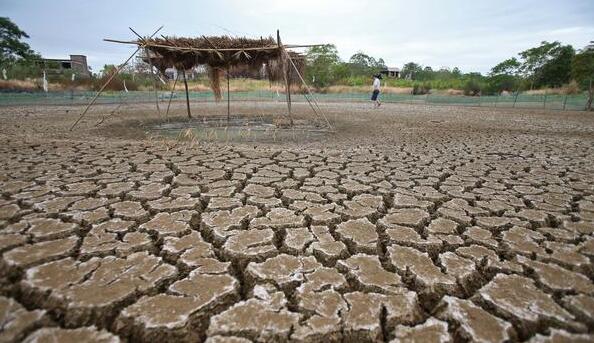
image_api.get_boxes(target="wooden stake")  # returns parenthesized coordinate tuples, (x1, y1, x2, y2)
(70, 48, 139, 131)
(286, 65, 292, 117)
(284, 49, 332, 131)
(145, 47, 161, 117)
(165, 72, 179, 121)
(226, 65, 231, 124)
(587, 78, 593, 111)
(277, 29, 293, 126)
(182, 69, 192, 119)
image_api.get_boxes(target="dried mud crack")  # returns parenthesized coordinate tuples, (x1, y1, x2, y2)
(1, 102, 594, 342)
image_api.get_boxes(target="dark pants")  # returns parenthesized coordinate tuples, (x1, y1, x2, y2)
(371, 89, 380, 101)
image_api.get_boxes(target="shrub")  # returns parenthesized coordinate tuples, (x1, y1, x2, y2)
(412, 82, 431, 95)
(463, 80, 481, 96)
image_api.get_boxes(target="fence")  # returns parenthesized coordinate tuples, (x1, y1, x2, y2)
(0, 90, 589, 111)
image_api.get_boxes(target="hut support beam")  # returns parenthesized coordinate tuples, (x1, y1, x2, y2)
(165, 71, 179, 121)
(284, 49, 333, 131)
(182, 69, 192, 119)
(226, 66, 231, 124)
(70, 48, 139, 131)
(144, 47, 161, 117)
(277, 29, 293, 126)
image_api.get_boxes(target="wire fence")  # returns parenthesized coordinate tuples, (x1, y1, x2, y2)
(0, 90, 590, 111)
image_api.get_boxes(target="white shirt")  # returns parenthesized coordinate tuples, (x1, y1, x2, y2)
(373, 77, 381, 91)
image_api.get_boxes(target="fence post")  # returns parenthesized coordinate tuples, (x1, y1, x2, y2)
(543, 91, 548, 109)
(562, 94, 568, 110)
(495, 93, 499, 108)
(513, 90, 519, 108)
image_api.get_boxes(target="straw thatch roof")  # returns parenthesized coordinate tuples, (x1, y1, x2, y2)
(144, 36, 281, 69)
(136, 35, 305, 100)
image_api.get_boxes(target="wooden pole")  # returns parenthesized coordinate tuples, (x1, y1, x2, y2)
(103, 39, 327, 51)
(165, 72, 179, 121)
(182, 69, 192, 119)
(562, 94, 568, 110)
(277, 29, 293, 125)
(70, 48, 140, 131)
(587, 78, 593, 111)
(145, 47, 161, 117)
(287, 67, 292, 116)
(226, 65, 231, 123)
(70, 25, 163, 131)
(284, 49, 333, 131)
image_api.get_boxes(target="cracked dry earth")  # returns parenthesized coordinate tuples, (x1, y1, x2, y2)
(1, 103, 594, 342)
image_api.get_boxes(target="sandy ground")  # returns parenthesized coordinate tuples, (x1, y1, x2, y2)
(0, 101, 593, 342)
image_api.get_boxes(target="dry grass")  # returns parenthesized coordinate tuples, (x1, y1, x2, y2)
(525, 82, 581, 95)
(444, 89, 464, 96)
(169, 78, 287, 93)
(326, 85, 413, 94)
(0, 79, 39, 92)
(0, 79, 69, 92)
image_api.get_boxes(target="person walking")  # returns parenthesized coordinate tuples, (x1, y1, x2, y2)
(371, 74, 382, 108)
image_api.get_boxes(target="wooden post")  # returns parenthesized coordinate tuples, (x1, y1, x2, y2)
(284, 46, 333, 131)
(286, 65, 292, 116)
(182, 69, 192, 119)
(513, 90, 519, 108)
(562, 94, 568, 110)
(587, 78, 593, 111)
(226, 65, 231, 123)
(165, 71, 179, 121)
(70, 47, 140, 131)
(277, 29, 293, 125)
(144, 47, 161, 116)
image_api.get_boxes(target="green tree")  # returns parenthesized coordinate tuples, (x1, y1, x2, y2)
(491, 57, 521, 76)
(0, 17, 38, 65)
(572, 50, 594, 110)
(348, 51, 378, 76)
(572, 51, 594, 87)
(376, 58, 387, 69)
(401, 62, 422, 80)
(305, 45, 343, 88)
(519, 41, 575, 88)
(489, 58, 522, 93)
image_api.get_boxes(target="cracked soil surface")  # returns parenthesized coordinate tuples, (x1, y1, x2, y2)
(0, 101, 593, 342)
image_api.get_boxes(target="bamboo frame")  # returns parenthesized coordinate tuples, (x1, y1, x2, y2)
(75, 29, 333, 133)
(103, 38, 325, 51)
(182, 69, 191, 119)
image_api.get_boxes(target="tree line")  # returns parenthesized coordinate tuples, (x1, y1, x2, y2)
(305, 41, 594, 98)
(2, 16, 593, 109)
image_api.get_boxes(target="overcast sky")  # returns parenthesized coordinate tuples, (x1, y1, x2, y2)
(2, 0, 593, 74)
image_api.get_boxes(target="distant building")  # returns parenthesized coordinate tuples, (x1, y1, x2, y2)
(380, 67, 400, 78)
(40, 55, 91, 77)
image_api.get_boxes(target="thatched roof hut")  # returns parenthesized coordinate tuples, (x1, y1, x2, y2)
(134, 35, 305, 100)
(100, 30, 328, 126)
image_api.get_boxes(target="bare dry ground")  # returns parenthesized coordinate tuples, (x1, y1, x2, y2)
(0, 101, 593, 342)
